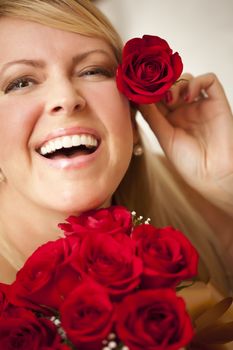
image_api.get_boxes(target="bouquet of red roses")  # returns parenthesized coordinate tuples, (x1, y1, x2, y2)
(0, 206, 199, 350)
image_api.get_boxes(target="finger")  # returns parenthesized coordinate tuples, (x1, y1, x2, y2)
(162, 73, 194, 111)
(183, 73, 229, 103)
(154, 73, 194, 117)
(138, 103, 174, 154)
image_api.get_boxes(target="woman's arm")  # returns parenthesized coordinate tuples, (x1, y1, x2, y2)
(139, 73, 233, 217)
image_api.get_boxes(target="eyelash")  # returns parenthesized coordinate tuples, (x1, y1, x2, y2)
(79, 67, 114, 78)
(4, 77, 36, 94)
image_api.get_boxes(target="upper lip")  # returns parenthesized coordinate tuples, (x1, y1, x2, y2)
(35, 126, 101, 150)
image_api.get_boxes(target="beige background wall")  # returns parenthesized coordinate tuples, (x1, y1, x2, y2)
(96, 0, 233, 106)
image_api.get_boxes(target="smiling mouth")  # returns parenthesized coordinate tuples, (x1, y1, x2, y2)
(37, 134, 99, 159)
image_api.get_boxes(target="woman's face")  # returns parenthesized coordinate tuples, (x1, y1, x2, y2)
(0, 18, 134, 215)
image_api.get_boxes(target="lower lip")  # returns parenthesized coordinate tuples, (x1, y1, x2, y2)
(37, 146, 101, 170)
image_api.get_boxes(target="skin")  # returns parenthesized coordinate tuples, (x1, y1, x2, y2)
(140, 73, 233, 218)
(0, 18, 136, 260)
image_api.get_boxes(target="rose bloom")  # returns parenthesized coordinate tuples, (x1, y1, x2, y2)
(9, 236, 83, 310)
(116, 35, 183, 104)
(132, 224, 199, 288)
(0, 283, 9, 316)
(59, 205, 132, 237)
(77, 231, 143, 299)
(0, 306, 63, 350)
(60, 280, 114, 350)
(116, 288, 193, 350)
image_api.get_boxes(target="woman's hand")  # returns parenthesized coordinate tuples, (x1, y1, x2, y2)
(139, 73, 233, 216)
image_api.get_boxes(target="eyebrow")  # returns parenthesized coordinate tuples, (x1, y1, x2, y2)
(72, 49, 115, 65)
(0, 49, 115, 75)
(0, 59, 45, 75)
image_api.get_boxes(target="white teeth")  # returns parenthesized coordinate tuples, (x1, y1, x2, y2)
(80, 135, 86, 145)
(72, 135, 80, 147)
(54, 139, 62, 150)
(40, 146, 47, 155)
(38, 134, 98, 156)
(62, 136, 73, 148)
(49, 141, 56, 152)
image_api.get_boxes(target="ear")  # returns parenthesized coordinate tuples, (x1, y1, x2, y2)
(130, 104, 140, 144)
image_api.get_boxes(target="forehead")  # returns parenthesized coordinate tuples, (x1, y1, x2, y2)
(0, 17, 115, 62)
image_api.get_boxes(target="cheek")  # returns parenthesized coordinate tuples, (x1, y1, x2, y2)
(0, 96, 41, 159)
(87, 81, 133, 134)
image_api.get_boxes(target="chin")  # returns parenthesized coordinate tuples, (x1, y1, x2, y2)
(52, 193, 112, 216)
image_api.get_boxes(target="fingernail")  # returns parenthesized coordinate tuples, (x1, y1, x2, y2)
(165, 90, 173, 103)
(183, 93, 190, 102)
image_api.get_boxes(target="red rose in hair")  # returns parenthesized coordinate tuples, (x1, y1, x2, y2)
(116, 35, 183, 104)
(9, 236, 83, 310)
(59, 205, 132, 237)
(116, 289, 193, 350)
(60, 280, 114, 350)
(0, 306, 63, 349)
(77, 232, 143, 299)
(132, 224, 198, 288)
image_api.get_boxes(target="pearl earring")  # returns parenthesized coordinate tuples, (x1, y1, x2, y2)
(133, 144, 143, 156)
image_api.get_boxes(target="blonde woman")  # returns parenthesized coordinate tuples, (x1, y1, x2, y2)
(0, 0, 232, 309)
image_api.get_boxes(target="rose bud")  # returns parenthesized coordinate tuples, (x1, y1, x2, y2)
(9, 236, 83, 310)
(60, 280, 114, 350)
(116, 288, 193, 350)
(132, 224, 199, 288)
(77, 231, 143, 299)
(116, 35, 183, 104)
(0, 306, 63, 349)
(59, 205, 132, 237)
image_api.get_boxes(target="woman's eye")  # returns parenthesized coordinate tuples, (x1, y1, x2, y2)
(79, 67, 114, 80)
(4, 77, 36, 94)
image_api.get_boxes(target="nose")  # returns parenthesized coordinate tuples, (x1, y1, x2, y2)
(45, 79, 86, 116)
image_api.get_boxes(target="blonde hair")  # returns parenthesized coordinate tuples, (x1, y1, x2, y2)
(0, 0, 123, 62)
(0, 0, 232, 294)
